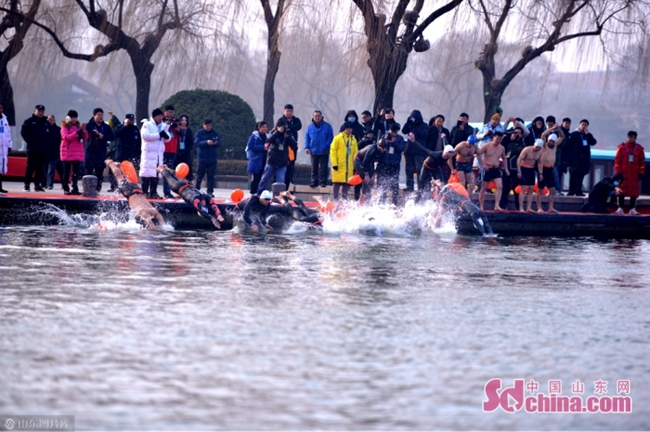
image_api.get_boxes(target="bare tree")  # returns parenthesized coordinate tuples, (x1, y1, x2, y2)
(0, 0, 40, 125)
(473, 0, 646, 123)
(351, 0, 463, 115)
(6, 0, 213, 121)
(261, 0, 293, 125)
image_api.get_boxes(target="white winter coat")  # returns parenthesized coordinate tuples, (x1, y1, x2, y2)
(0, 114, 12, 174)
(139, 118, 171, 178)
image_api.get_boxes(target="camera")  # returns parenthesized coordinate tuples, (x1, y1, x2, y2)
(457, 120, 463, 127)
(166, 117, 178, 129)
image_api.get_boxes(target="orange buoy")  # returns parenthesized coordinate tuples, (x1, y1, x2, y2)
(542, 187, 549, 195)
(121, 161, 138, 184)
(448, 182, 470, 197)
(448, 172, 460, 184)
(348, 174, 362, 186)
(487, 180, 496, 190)
(230, 188, 244, 203)
(515, 185, 521, 194)
(175, 163, 189, 179)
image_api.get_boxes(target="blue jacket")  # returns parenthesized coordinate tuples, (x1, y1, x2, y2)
(305, 120, 334, 155)
(246, 131, 267, 173)
(380, 134, 406, 166)
(195, 128, 222, 164)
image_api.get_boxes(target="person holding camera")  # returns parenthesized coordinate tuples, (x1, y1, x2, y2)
(257, 118, 297, 194)
(449, 113, 473, 146)
(161, 105, 179, 198)
(60, 110, 88, 195)
(402, 110, 429, 191)
(140, 108, 172, 199)
(84, 108, 115, 192)
(373, 108, 396, 138)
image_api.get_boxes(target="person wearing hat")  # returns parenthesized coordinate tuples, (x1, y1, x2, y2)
(330, 121, 358, 200)
(234, 190, 275, 232)
(614, 131, 645, 215)
(257, 118, 297, 194)
(452, 135, 478, 192)
(20, 104, 50, 192)
(353, 135, 387, 201)
(194, 118, 222, 197)
(418, 144, 456, 200)
(85, 108, 115, 192)
(567, 119, 597, 196)
(537, 126, 565, 213)
(517, 138, 544, 212)
(0, 104, 13, 194)
(113, 113, 141, 168)
(477, 130, 509, 211)
(140, 107, 172, 199)
(476, 113, 505, 146)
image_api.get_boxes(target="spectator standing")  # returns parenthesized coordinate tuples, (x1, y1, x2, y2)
(427, 114, 451, 181)
(246, 121, 268, 194)
(614, 131, 645, 215)
(113, 113, 141, 167)
(557, 117, 572, 192)
(105, 110, 121, 192)
(339, 110, 365, 143)
(45, 115, 63, 190)
(373, 108, 396, 138)
(279, 104, 302, 190)
(305, 110, 333, 188)
(449, 112, 473, 146)
(162, 105, 179, 198)
(402, 110, 429, 191)
(360, 110, 375, 136)
(175, 114, 194, 181)
(195, 118, 222, 197)
(499, 125, 526, 210)
(60, 110, 87, 195)
(567, 119, 597, 196)
(85, 108, 115, 192)
(527, 116, 546, 147)
(0, 104, 12, 193)
(376, 123, 406, 205)
(257, 118, 297, 193)
(20, 104, 49, 192)
(140, 108, 171, 199)
(330, 122, 358, 200)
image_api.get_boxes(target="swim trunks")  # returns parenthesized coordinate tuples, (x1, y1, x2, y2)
(538, 166, 556, 189)
(483, 167, 502, 182)
(520, 166, 536, 186)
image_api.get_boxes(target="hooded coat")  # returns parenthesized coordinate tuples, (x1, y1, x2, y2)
(615, 141, 645, 197)
(402, 110, 429, 156)
(60, 122, 87, 162)
(246, 130, 267, 173)
(0, 114, 12, 174)
(140, 118, 171, 177)
(330, 131, 358, 183)
(339, 110, 365, 143)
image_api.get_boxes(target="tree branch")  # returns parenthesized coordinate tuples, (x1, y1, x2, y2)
(411, 0, 463, 42)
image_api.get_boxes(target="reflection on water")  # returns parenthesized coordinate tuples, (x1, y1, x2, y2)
(0, 226, 649, 430)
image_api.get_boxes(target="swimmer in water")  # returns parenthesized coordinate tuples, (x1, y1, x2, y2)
(277, 191, 323, 227)
(105, 160, 165, 229)
(432, 180, 493, 235)
(157, 165, 225, 228)
(235, 190, 274, 232)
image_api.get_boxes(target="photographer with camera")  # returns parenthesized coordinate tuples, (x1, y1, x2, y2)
(449, 113, 473, 146)
(84, 108, 115, 192)
(373, 108, 396, 138)
(140, 108, 172, 199)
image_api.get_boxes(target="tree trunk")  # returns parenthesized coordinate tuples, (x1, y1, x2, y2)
(263, 48, 281, 126)
(133, 58, 154, 122)
(0, 61, 15, 126)
(368, 42, 408, 117)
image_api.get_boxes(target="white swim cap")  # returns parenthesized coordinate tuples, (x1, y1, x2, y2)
(444, 145, 455, 153)
(534, 139, 544, 148)
(260, 190, 273, 200)
(548, 134, 558, 142)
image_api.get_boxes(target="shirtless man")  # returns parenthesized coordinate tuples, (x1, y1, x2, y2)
(476, 131, 509, 211)
(105, 160, 166, 229)
(453, 135, 477, 191)
(536, 127, 564, 213)
(517, 139, 544, 213)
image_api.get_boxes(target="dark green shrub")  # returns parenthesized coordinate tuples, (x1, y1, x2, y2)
(217, 160, 249, 176)
(161, 89, 256, 160)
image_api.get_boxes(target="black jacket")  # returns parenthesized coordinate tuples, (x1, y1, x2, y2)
(354, 144, 385, 178)
(372, 115, 396, 138)
(568, 130, 597, 172)
(449, 123, 473, 146)
(46, 123, 61, 161)
(20, 115, 50, 153)
(85, 119, 115, 164)
(402, 110, 429, 156)
(583, 176, 618, 213)
(426, 126, 451, 152)
(266, 130, 297, 168)
(279, 115, 302, 143)
(339, 110, 365, 143)
(114, 123, 142, 162)
(557, 126, 571, 172)
(501, 130, 526, 171)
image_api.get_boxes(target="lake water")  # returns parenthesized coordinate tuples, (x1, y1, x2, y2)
(1, 217, 649, 430)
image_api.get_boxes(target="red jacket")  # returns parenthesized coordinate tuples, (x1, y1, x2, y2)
(615, 141, 645, 197)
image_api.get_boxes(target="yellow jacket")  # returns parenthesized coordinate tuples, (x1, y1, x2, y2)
(329, 132, 358, 183)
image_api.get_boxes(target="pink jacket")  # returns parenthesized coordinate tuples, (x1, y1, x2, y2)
(60, 123, 87, 162)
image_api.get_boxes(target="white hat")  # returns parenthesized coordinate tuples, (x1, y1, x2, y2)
(548, 134, 558, 142)
(259, 190, 273, 200)
(534, 139, 544, 148)
(444, 144, 455, 153)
